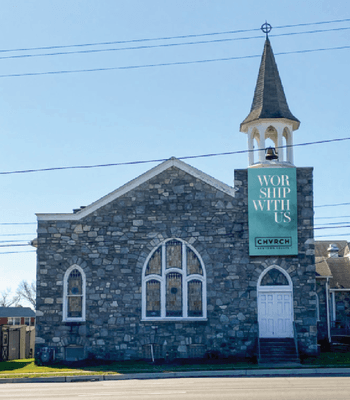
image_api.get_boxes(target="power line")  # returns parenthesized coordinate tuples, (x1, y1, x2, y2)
(315, 233, 350, 238)
(0, 244, 30, 248)
(314, 225, 350, 230)
(0, 17, 349, 55)
(0, 222, 36, 225)
(315, 202, 350, 208)
(0, 250, 36, 255)
(0, 233, 35, 237)
(0, 28, 262, 54)
(274, 18, 350, 29)
(1, 44, 349, 79)
(0, 240, 32, 244)
(0, 136, 348, 176)
(1, 26, 349, 62)
(314, 222, 350, 226)
(315, 216, 350, 219)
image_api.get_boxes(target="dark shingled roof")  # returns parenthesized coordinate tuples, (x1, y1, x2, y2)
(327, 258, 350, 289)
(315, 240, 350, 258)
(315, 257, 332, 278)
(0, 307, 35, 318)
(240, 38, 300, 132)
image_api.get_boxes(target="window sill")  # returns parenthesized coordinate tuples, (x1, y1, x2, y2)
(63, 319, 85, 324)
(141, 317, 207, 322)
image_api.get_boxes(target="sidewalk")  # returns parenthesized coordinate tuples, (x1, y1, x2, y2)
(1, 366, 350, 384)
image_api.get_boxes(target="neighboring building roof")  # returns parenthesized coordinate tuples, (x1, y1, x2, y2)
(0, 307, 35, 318)
(240, 38, 300, 132)
(315, 240, 350, 258)
(315, 240, 350, 289)
(36, 157, 236, 221)
(327, 257, 350, 289)
(315, 257, 332, 278)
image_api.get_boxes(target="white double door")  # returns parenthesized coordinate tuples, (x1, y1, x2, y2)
(258, 291, 293, 338)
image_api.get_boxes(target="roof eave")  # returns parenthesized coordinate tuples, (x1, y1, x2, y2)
(240, 117, 300, 133)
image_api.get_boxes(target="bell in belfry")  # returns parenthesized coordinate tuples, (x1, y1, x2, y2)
(265, 147, 279, 160)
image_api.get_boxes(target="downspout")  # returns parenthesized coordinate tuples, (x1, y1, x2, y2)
(325, 277, 331, 343)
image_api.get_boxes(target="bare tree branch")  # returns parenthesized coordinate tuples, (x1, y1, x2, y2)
(16, 280, 36, 309)
(0, 288, 21, 307)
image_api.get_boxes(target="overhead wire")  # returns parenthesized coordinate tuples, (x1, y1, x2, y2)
(315, 233, 350, 238)
(0, 136, 348, 175)
(1, 44, 350, 79)
(0, 250, 36, 255)
(0, 17, 349, 55)
(0, 26, 349, 62)
(314, 222, 350, 226)
(0, 222, 36, 225)
(2, 46, 350, 79)
(315, 216, 350, 219)
(315, 202, 350, 208)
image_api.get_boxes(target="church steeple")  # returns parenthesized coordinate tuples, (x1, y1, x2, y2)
(240, 23, 299, 167)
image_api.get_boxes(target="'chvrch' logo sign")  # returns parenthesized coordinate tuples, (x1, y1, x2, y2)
(248, 168, 298, 256)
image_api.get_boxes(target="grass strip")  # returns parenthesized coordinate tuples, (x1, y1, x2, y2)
(0, 353, 350, 379)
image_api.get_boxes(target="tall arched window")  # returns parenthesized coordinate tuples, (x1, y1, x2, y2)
(63, 265, 86, 322)
(142, 239, 206, 320)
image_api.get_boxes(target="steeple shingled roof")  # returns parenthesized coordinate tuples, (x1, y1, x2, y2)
(240, 38, 300, 131)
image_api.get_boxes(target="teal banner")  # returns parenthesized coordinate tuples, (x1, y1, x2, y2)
(248, 168, 298, 256)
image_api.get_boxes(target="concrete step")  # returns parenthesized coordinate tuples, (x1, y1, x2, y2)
(259, 338, 300, 365)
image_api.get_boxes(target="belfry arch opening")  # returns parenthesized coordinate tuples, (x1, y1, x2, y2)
(246, 123, 295, 166)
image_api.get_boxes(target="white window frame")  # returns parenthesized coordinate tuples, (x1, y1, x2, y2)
(7, 317, 21, 325)
(63, 264, 86, 322)
(142, 238, 207, 321)
(24, 317, 32, 326)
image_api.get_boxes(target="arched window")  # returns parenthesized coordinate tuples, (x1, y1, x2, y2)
(63, 265, 86, 322)
(142, 239, 206, 320)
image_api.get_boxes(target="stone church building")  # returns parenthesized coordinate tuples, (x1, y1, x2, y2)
(34, 33, 318, 363)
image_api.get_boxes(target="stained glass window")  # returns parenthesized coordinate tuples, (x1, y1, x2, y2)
(146, 280, 161, 317)
(261, 268, 289, 286)
(166, 273, 182, 317)
(143, 239, 206, 319)
(64, 266, 85, 321)
(188, 280, 202, 317)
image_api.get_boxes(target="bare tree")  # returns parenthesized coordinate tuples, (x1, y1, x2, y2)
(16, 280, 36, 309)
(0, 288, 20, 307)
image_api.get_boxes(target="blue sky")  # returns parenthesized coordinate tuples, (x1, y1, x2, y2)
(1, 0, 350, 300)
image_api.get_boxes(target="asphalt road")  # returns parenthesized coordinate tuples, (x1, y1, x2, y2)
(1, 376, 350, 400)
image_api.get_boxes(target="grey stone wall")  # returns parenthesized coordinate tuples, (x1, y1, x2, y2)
(35, 165, 317, 361)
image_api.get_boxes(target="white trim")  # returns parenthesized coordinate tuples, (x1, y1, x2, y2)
(258, 286, 292, 293)
(142, 238, 207, 321)
(141, 318, 208, 322)
(316, 293, 320, 322)
(62, 264, 86, 322)
(36, 158, 235, 221)
(257, 265, 293, 288)
(326, 277, 331, 342)
(332, 292, 336, 322)
(257, 265, 294, 338)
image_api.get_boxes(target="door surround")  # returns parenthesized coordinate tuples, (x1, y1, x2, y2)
(257, 265, 294, 338)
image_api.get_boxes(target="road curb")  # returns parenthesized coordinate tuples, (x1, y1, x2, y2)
(1, 367, 350, 384)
